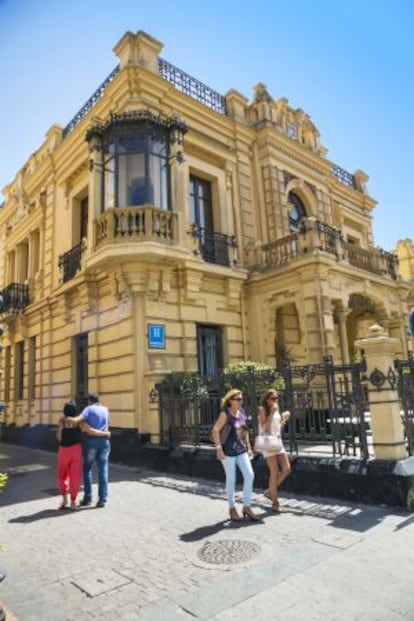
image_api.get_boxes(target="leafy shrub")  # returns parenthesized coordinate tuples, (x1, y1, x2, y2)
(163, 372, 209, 401)
(0, 472, 7, 491)
(223, 361, 284, 397)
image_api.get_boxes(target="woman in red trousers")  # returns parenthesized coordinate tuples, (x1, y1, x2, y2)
(56, 401, 110, 510)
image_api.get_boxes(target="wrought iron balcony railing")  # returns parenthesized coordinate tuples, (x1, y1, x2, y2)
(0, 283, 30, 314)
(63, 56, 227, 139)
(247, 218, 399, 280)
(94, 206, 178, 249)
(63, 65, 120, 138)
(158, 58, 227, 114)
(59, 242, 84, 283)
(330, 165, 356, 189)
(190, 224, 237, 267)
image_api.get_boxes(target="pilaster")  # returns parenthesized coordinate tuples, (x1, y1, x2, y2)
(355, 324, 406, 460)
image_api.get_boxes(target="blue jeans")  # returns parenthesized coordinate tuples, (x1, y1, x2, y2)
(221, 451, 254, 509)
(82, 437, 111, 503)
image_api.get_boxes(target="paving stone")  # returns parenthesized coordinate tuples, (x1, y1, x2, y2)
(1, 443, 413, 621)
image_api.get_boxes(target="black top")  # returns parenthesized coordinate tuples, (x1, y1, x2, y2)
(60, 425, 82, 447)
(222, 410, 248, 457)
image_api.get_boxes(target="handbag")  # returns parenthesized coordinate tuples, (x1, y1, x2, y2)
(210, 416, 232, 446)
(254, 433, 282, 454)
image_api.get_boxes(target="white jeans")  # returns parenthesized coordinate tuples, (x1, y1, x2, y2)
(221, 451, 254, 509)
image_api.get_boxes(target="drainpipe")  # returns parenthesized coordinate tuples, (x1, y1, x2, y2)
(316, 277, 327, 358)
(240, 289, 247, 361)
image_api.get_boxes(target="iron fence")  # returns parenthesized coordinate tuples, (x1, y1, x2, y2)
(395, 352, 414, 456)
(154, 357, 370, 458)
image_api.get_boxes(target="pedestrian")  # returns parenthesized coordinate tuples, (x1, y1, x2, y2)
(56, 400, 111, 510)
(63, 393, 111, 508)
(257, 389, 291, 513)
(211, 388, 259, 522)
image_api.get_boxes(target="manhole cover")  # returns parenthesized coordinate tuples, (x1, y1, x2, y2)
(197, 539, 260, 565)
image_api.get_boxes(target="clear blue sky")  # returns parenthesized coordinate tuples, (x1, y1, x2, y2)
(1, 0, 413, 251)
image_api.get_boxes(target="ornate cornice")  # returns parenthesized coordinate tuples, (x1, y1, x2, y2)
(257, 135, 328, 176)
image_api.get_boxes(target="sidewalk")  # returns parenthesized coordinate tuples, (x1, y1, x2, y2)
(0, 442, 413, 621)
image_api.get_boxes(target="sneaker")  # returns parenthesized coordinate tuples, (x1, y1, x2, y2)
(69, 502, 78, 511)
(96, 500, 106, 508)
(79, 498, 92, 507)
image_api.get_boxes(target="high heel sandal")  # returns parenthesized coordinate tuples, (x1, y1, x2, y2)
(229, 508, 241, 521)
(242, 507, 259, 521)
(271, 500, 285, 513)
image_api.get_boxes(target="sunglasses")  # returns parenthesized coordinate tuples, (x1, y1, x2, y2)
(232, 397, 243, 401)
(269, 396, 279, 401)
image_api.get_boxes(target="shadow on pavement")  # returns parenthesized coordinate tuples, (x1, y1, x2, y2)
(8, 508, 78, 523)
(393, 514, 414, 531)
(180, 511, 275, 542)
(1, 443, 408, 537)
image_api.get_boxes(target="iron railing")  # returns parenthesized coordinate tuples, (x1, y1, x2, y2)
(158, 58, 227, 114)
(62, 55, 226, 139)
(58, 242, 84, 283)
(63, 65, 120, 138)
(0, 283, 30, 314)
(153, 357, 370, 458)
(395, 352, 414, 456)
(190, 225, 237, 267)
(331, 164, 356, 189)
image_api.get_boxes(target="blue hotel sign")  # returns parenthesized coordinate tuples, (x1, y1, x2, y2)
(148, 324, 165, 349)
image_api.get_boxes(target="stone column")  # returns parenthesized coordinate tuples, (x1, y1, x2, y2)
(336, 309, 350, 364)
(144, 361, 170, 443)
(355, 324, 406, 460)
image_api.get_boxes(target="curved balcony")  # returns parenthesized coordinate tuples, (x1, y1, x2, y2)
(94, 206, 178, 249)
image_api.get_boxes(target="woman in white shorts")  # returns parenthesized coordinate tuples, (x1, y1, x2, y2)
(258, 389, 291, 512)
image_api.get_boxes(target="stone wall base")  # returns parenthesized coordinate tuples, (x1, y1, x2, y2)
(1, 424, 413, 511)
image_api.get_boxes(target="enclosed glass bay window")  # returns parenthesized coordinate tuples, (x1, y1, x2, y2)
(87, 111, 187, 213)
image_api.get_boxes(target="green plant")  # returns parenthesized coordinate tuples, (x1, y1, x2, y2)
(0, 472, 7, 491)
(275, 343, 296, 366)
(223, 361, 285, 396)
(167, 372, 209, 401)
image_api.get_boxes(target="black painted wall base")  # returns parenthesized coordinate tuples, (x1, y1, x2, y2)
(1, 424, 413, 511)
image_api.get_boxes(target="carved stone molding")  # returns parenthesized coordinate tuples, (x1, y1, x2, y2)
(111, 270, 132, 301)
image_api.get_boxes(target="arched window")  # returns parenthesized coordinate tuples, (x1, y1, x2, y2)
(288, 192, 307, 233)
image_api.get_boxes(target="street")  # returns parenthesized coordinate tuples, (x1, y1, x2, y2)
(0, 443, 413, 620)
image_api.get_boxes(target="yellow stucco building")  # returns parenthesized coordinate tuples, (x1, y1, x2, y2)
(395, 239, 414, 307)
(0, 31, 410, 440)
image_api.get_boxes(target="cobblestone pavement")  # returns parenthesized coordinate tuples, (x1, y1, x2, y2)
(0, 443, 413, 620)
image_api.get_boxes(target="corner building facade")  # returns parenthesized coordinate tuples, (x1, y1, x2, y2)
(0, 31, 410, 440)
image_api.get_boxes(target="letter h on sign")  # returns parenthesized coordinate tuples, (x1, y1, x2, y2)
(148, 324, 165, 349)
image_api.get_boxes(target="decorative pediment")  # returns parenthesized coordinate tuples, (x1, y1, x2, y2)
(247, 85, 326, 156)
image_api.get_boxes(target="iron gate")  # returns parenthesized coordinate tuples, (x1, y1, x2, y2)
(154, 356, 370, 458)
(395, 352, 414, 456)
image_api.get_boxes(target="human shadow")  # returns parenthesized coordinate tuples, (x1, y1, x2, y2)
(8, 508, 79, 523)
(394, 514, 414, 531)
(180, 512, 268, 542)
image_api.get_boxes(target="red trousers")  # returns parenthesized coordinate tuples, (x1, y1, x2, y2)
(57, 443, 82, 502)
